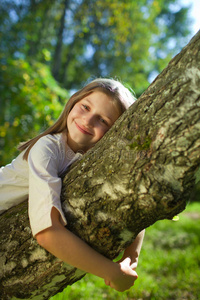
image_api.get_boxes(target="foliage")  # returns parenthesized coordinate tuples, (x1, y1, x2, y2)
(0, 0, 192, 95)
(0, 58, 68, 165)
(50, 202, 200, 300)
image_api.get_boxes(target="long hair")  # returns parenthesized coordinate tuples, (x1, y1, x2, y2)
(18, 78, 136, 160)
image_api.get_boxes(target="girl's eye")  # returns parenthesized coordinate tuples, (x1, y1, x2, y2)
(100, 118, 108, 126)
(82, 104, 89, 111)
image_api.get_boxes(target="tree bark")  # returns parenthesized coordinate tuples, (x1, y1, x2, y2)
(0, 31, 200, 299)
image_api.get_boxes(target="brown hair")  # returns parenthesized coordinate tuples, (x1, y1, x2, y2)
(18, 78, 136, 160)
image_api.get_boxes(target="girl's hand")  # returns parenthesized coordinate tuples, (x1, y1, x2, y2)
(104, 257, 138, 292)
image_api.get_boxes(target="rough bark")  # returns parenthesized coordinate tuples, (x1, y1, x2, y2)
(0, 31, 200, 299)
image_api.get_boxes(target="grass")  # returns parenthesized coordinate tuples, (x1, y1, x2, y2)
(50, 202, 200, 300)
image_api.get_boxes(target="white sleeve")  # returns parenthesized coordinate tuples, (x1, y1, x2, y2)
(28, 137, 67, 236)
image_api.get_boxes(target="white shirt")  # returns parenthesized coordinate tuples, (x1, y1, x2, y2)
(0, 133, 82, 236)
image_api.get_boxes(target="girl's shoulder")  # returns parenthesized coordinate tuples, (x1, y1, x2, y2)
(29, 133, 65, 160)
(33, 133, 65, 150)
(39, 132, 63, 143)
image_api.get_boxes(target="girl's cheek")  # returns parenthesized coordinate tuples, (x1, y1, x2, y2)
(100, 128, 108, 138)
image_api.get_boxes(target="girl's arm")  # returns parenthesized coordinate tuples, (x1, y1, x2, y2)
(117, 229, 145, 269)
(36, 207, 138, 292)
(104, 229, 145, 288)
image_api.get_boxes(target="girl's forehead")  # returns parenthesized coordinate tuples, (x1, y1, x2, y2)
(81, 91, 114, 107)
(81, 91, 121, 121)
(81, 90, 116, 104)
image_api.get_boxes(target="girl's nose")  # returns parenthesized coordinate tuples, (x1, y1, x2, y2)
(83, 114, 94, 127)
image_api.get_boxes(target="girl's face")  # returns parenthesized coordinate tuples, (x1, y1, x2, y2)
(67, 90, 121, 152)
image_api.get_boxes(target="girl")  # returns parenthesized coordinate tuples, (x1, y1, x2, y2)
(0, 78, 145, 292)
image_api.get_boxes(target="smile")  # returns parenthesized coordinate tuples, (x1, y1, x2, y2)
(75, 122, 93, 135)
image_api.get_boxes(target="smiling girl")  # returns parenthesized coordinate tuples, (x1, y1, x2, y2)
(0, 78, 145, 292)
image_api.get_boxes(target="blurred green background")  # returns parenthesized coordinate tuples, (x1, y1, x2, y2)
(0, 0, 199, 299)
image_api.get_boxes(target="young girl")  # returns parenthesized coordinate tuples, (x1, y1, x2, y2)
(0, 78, 145, 292)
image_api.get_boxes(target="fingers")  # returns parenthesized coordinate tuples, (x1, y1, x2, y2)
(105, 256, 139, 292)
(119, 257, 138, 276)
(130, 261, 137, 270)
(120, 261, 138, 278)
(123, 256, 132, 264)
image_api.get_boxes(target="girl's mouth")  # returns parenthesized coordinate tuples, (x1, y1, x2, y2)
(75, 122, 93, 135)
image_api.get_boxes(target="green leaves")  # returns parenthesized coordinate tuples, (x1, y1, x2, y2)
(0, 0, 191, 95)
(0, 58, 68, 165)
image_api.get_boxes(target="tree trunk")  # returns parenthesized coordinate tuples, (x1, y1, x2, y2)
(0, 31, 200, 300)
